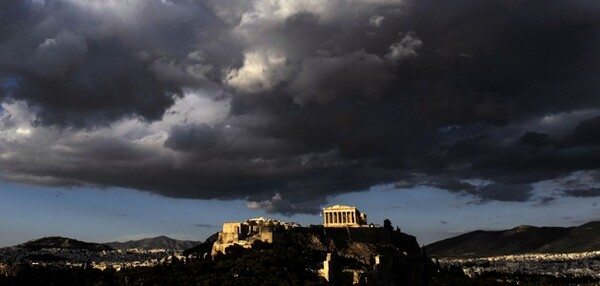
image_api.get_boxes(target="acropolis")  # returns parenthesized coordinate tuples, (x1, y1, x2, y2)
(211, 205, 369, 256)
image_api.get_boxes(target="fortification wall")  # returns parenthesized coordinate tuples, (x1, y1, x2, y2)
(222, 222, 241, 234)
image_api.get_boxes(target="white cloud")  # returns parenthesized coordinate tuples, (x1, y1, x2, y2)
(0, 101, 38, 143)
(226, 50, 292, 93)
(163, 89, 230, 124)
(0, 87, 231, 179)
(210, 0, 404, 26)
(369, 15, 385, 27)
(247, 193, 284, 212)
(385, 32, 423, 61)
(15, 128, 32, 137)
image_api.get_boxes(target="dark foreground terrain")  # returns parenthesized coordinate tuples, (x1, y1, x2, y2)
(1, 252, 598, 286)
(1, 230, 599, 285)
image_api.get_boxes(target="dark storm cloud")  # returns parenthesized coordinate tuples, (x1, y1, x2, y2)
(194, 223, 217, 228)
(0, 0, 238, 126)
(563, 189, 600, 198)
(572, 116, 600, 145)
(0, 0, 599, 214)
(478, 183, 534, 203)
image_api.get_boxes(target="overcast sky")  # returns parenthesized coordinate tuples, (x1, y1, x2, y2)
(0, 0, 599, 246)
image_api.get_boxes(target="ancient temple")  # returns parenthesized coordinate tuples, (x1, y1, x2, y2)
(323, 205, 367, 227)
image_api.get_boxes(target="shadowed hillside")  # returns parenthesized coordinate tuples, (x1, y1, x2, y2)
(426, 221, 600, 257)
(106, 236, 200, 251)
(20, 237, 113, 251)
(185, 223, 431, 285)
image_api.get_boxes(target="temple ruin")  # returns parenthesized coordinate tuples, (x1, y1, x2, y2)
(212, 205, 369, 256)
(211, 217, 299, 256)
(323, 205, 367, 227)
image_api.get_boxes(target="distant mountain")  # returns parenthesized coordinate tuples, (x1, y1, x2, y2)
(106, 236, 201, 251)
(20, 236, 113, 251)
(426, 221, 600, 257)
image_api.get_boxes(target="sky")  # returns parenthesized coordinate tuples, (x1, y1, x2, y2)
(0, 0, 599, 247)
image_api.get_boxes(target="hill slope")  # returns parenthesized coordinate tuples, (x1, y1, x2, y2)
(187, 225, 429, 285)
(182, 233, 218, 257)
(106, 236, 200, 251)
(20, 236, 112, 251)
(426, 221, 600, 257)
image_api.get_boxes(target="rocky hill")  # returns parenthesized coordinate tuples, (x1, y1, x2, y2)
(20, 237, 112, 251)
(182, 233, 218, 257)
(426, 221, 600, 257)
(187, 224, 430, 285)
(106, 236, 200, 251)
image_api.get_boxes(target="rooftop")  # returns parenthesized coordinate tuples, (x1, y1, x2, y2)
(324, 205, 357, 209)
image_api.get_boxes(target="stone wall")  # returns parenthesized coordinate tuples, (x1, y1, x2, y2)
(211, 218, 299, 256)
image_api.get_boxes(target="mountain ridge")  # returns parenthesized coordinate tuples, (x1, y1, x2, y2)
(426, 221, 600, 257)
(19, 236, 113, 251)
(105, 236, 200, 251)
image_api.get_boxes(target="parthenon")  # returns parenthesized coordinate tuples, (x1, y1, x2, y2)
(323, 205, 367, 227)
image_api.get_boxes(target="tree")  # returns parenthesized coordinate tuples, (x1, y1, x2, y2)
(384, 219, 393, 230)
